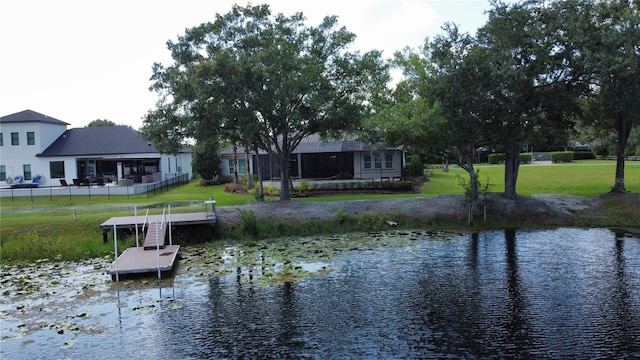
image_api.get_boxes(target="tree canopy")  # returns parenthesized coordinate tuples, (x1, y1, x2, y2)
(141, 1, 638, 200)
(141, 4, 389, 199)
(86, 119, 117, 127)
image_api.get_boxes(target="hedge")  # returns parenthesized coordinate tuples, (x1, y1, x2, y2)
(573, 151, 595, 160)
(488, 153, 505, 164)
(551, 151, 574, 163)
(489, 153, 531, 164)
(312, 180, 414, 191)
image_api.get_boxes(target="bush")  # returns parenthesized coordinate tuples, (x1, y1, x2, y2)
(551, 151, 574, 163)
(405, 154, 424, 177)
(311, 180, 413, 191)
(294, 180, 314, 192)
(519, 153, 532, 164)
(237, 209, 258, 239)
(491, 153, 532, 164)
(573, 151, 595, 160)
(249, 185, 280, 199)
(488, 153, 505, 164)
(224, 182, 247, 193)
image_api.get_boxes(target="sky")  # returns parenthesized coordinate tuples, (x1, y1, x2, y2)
(1, 0, 504, 130)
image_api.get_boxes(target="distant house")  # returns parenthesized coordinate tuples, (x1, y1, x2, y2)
(219, 134, 405, 181)
(0, 110, 192, 186)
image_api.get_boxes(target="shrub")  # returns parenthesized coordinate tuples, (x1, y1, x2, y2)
(519, 153, 532, 164)
(294, 180, 314, 192)
(488, 153, 505, 164)
(491, 153, 532, 164)
(573, 151, 596, 160)
(249, 185, 280, 199)
(405, 154, 424, 177)
(237, 209, 258, 239)
(224, 182, 247, 193)
(551, 151, 574, 163)
(311, 180, 413, 192)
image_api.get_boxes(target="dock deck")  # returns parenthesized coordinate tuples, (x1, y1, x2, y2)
(100, 212, 215, 230)
(99, 211, 215, 243)
(102, 210, 215, 280)
(106, 245, 180, 280)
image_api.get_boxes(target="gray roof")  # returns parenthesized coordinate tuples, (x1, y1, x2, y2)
(220, 133, 398, 155)
(38, 126, 162, 157)
(1, 109, 69, 126)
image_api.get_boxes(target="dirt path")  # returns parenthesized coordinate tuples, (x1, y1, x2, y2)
(214, 193, 595, 228)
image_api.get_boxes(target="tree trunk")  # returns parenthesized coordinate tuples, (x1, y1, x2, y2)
(504, 146, 520, 200)
(254, 147, 264, 201)
(279, 156, 291, 201)
(245, 146, 253, 189)
(611, 117, 630, 193)
(467, 163, 479, 225)
(232, 145, 239, 184)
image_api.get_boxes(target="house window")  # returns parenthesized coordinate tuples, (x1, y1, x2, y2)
(364, 153, 393, 169)
(374, 156, 382, 169)
(363, 155, 372, 169)
(11, 132, 19, 145)
(23, 164, 31, 180)
(0, 133, 3, 146)
(228, 159, 247, 175)
(385, 154, 393, 168)
(50, 161, 65, 179)
(27, 132, 35, 145)
(0, 165, 5, 181)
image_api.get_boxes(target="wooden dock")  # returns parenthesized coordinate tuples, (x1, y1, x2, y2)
(99, 211, 216, 242)
(102, 209, 215, 280)
(106, 245, 180, 280)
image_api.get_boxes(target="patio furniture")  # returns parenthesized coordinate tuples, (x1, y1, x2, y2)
(60, 179, 69, 186)
(118, 179, 133, 186)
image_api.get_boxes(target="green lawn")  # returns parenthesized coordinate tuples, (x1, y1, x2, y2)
(422, 160, 640, 196)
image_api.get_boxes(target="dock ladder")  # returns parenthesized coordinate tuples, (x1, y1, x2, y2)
(142, 209, 168, 250)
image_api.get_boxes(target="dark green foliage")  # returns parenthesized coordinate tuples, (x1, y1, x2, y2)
(519, 154, 532, 164)
(489, 153, 531, 164)
(142, 4, 389, 201)
(192, 140, 222, 180)
(86, 119, 117, 127)
(237, 209, 258, 239)
(551, 151, 574, 163)
(489, 153, 505, 164)
(311, 181, 413, 191)
(573, 151, 596, 160)
(405, 154, 425, 177)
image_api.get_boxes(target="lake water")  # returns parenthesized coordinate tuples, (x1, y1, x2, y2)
(1, 227, 639, 359)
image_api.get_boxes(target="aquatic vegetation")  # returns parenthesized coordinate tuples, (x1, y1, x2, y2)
(0, 230, 453, 345)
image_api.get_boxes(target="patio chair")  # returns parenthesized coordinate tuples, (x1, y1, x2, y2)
(72, 178, 81, 186)
(59, 179, 68, 187)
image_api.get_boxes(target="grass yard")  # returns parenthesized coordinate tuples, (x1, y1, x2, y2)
(421, 160, 640, 196)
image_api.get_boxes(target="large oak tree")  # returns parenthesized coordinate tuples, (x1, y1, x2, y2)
(141, 4, 388, 200)
(571, 0, 640, 192)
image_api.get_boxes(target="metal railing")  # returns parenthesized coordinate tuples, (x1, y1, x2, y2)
(0, 173, 190, 201)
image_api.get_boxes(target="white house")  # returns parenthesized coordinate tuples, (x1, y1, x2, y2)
(0, 110, 192, 187)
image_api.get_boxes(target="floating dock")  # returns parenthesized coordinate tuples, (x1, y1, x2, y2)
(102, 203, 216, 281)
(106, 245, 180, 280)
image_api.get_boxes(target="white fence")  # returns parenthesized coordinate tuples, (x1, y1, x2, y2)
(0, 173, 190, 201)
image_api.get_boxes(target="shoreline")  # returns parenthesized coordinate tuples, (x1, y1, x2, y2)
(213, 192, 636, 230)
